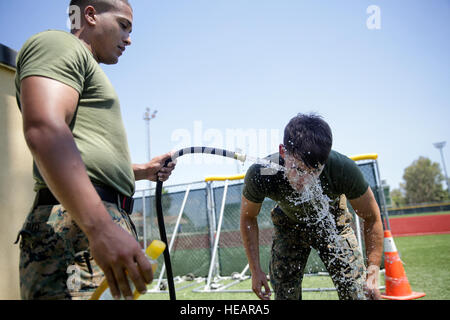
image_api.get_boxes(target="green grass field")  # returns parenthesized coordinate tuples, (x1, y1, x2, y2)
(140, 232, 450, 300)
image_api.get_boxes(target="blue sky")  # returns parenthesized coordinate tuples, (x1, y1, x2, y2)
(1, 0, 449, 192)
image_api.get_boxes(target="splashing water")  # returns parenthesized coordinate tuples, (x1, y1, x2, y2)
(290, 177, 364, 295)
(289, 177, 365, 297)
(286, 177, 341, 243)
(245, 155, 343, 244)
(244, 155, 285, 173)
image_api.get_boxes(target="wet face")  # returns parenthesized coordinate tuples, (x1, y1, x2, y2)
(280, 145, 324, 192)
(88, 1, 133, 64)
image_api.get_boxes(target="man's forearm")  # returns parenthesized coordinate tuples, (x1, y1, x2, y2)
(240, 215, 263, 273)
(25, 123, 112, 236)
(132, 163, 148, 181)
(132, 152, 175, 182)
(349, 188, 384, 268)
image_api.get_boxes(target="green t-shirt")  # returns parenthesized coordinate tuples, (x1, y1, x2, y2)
(15, 30, 135, 197)
(243, 150, 369, 222)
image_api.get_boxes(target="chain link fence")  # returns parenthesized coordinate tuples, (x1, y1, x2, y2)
(130, 157, 389, 281)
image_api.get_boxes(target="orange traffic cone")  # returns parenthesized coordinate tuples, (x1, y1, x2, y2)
(380, 230, 425, 300)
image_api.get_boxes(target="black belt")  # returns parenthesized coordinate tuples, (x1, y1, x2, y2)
(35, 185, 135, 215)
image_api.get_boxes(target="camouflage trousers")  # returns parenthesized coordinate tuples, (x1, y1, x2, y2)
(269, 201, 367, 300)
(16, 200, 138, 300)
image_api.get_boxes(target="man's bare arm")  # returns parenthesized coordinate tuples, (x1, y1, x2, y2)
(240, 195, 271, 300)
(349, 186, 384, 299)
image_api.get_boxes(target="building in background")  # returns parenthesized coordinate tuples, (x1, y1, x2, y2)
(0, 43, 35, 300)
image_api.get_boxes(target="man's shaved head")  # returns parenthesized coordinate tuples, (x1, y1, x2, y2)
(68, 0, 132, 33)
(68, 0, 133, 64)
(69, 0, 131, 15)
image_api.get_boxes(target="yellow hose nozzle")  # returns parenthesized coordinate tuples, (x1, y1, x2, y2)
(90, 240, 166, 300)
(146, 239, 166, 260)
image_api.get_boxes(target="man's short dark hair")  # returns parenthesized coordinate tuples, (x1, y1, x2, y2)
(69, 0, 131, 15)
(283, 113, 333, 169)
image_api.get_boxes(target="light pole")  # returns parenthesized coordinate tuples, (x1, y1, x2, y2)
(143, 107, 158, 173)
(143, 108, 157, 249)
(433, 141, 449, 194)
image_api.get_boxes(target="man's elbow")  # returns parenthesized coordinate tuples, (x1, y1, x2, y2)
(23, 124, 45, 153)
(23, 122, 71, 154)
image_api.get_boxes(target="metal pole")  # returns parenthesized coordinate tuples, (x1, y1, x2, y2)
(434, 142, 449, 194)
(354, 214, 364, 256)
(239, 264, 250, 278)
(143, 108, 157, 249)
(144, 108, 158, 191)
(206, 181, 217, 260)
(205, 180, 229, 291)
(141, 190, 147, 250)
(374, 160, 390, 230)
(439, 148, 449, 186)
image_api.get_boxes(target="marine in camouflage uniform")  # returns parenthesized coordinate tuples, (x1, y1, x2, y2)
(269, 199, 366, 300)
(17, 201, 137, 300)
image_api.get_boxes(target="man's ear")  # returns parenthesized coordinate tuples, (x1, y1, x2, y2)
(84, 5, 98, 27)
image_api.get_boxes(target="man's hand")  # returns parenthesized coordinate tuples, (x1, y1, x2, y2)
(252, 270, 272, 300)
(88, 220, 154, 300)
(364, 265, 382, 300)
(133, 152, 176, 182)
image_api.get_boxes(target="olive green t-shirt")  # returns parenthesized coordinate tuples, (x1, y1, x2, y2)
(243, 150, 369, 222)
(15, 30, 135, 197)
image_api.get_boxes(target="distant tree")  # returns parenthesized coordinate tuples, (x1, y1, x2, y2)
(402, 156, 448, 204)
(390, 188, 406, 207)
